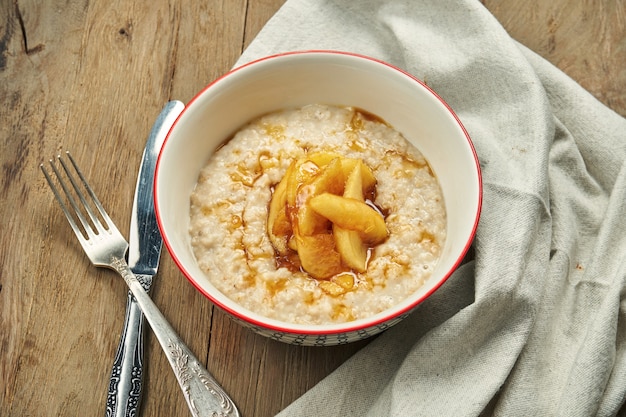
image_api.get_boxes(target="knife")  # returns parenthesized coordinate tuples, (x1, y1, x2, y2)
(105, 100, 184, 417)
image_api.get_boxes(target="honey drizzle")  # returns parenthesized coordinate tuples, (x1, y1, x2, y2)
(223, 108, 415, 305)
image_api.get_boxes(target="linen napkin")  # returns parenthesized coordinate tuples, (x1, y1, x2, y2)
(236, 1, 626, 415)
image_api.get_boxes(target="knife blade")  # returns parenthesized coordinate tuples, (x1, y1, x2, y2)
(105, 100, 184, 417)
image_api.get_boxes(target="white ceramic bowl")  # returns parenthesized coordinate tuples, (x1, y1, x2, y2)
(155, 50, 481, 346)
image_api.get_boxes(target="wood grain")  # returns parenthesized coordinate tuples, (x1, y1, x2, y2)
(1, 1, 624, 416)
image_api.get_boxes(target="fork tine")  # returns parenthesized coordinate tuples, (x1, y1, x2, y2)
(40, 159, 90, 243)
(63, 152, 118, 234)
(52, 154, 99, 239)
(43, 151, 129, 267)
(56, 152, 111, 237)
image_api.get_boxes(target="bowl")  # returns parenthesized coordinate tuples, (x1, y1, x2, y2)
(154, 50, 482, 346)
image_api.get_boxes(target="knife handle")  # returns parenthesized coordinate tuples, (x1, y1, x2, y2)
(105, 278, 150, 417)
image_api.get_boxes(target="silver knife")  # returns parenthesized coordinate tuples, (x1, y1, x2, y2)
(105, 100, 185, 417)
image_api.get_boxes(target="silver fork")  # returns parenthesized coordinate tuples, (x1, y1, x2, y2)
(41, 151, 240, 417)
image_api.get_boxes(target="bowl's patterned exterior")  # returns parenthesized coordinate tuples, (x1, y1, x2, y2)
(228, 311, 413, 346)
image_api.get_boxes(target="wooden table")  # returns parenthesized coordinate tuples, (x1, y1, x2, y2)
(1, 1, 624, 416)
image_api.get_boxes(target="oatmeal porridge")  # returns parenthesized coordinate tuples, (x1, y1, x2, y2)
(189, 104, 446, 324)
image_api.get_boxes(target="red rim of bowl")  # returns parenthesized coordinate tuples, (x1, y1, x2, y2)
(155, 49, 483, 335)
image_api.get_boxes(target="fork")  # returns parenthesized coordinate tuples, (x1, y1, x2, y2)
(41, 151, 240, 417)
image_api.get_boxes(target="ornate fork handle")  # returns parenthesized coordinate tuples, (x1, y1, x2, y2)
(110, 257, 237, 417)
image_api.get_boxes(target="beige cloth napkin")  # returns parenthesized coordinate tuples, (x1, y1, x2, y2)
(236, 1, 626, 415)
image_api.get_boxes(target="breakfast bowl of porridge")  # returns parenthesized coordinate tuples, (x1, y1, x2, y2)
(154, 50, 481, 346)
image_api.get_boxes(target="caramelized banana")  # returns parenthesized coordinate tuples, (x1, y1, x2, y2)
(267, 162, 293, 254)
(308, 193, 388, 244)
(295, 233, 344, 279)
(268, 153, 387, 280)
(334, 163, 368, 272)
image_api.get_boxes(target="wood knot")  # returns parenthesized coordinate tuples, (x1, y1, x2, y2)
(117, 22, 133, 40)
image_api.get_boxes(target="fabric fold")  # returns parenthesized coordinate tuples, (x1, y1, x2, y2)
(236, 1, 626, 415)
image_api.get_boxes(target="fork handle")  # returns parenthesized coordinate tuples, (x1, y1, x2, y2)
(110, 257, 239, 417)
(105, 290, 147, 417)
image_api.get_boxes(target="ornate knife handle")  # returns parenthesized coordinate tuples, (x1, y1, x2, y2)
(105, 276, 152, 417)
(111, 257, 240, 417)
